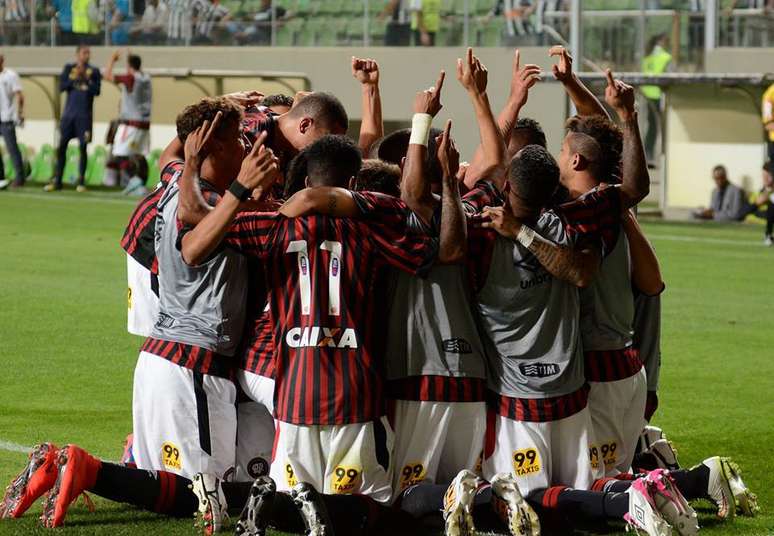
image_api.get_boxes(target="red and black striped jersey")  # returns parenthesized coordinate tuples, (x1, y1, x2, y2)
(241, 105, 285, 199)
(555, 184, 622, 256)
(224, 191, 437, 425)
(242, 305, 275, 379)
(462, 179, 505, 215)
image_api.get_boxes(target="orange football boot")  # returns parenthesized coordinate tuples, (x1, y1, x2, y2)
(40, 444, 101, 527)
(0, 443, 59, 518)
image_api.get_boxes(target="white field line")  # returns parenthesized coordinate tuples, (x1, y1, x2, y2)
(0, 439, 31, 454)
(648, 233, 765, 248)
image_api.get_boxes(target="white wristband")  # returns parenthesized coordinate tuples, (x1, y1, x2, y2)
(409, 113, 433, 147)
(516, 225, 535, 248)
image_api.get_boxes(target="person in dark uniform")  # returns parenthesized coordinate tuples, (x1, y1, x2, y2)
(45, 45, 101, 192)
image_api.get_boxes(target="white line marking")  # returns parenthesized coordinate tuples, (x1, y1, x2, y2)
(648, 233, 764, 248)
(0, 439, 32, 454)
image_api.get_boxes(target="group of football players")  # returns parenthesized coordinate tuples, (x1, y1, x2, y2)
(1, 47, 760, 536)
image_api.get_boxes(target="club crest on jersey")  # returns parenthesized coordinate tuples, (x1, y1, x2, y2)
(299, 256, 309, 275)
(519, 363, 560, 378)
(285, 327, 358, 349)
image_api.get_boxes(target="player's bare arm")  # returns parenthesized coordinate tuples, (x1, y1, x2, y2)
(605, 70, 650, 208)
(352, 57, 383, 154)
(550, 45, 609, 119)
(464, 49, 540, 190)
(480, 205, 600, 287)
(181, 139, 279, 266)
(437, 119, 467, 264)
(400, 69, 445, 227)
(177, 112, 225, 225)
(454, 48, 505, 190)
(278, 186, 359, 218)
(623, 209, 664, 296)
(102, 49, 121, 83)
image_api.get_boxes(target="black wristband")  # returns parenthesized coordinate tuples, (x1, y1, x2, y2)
(228, 180, 251, 202)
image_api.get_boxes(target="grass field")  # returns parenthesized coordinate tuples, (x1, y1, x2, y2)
(0, 187, 772, 536)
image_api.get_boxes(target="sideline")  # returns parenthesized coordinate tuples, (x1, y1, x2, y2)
(0, 439, 32, 454)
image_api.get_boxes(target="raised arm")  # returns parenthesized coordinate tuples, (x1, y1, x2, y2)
(622, 210, 664, 296)
(455, 48, 506, 190)
(464, 49, 541, 190)
(400, 70, 445, 227)
(352, 57, 383, 155)
(103, 49, 120, 83)
(481, 205, 601, 287)
(437, 119, 466, 263)
(550, 45, 609, 119)
(604, 69, 650, 208)
(180, 138, 279, 265)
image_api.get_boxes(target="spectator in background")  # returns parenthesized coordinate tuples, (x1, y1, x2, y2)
(48, 0, 74, 45)
(232, 0, 286, 45)
(107, 0, 132, 44)
(762, 82, 774, 162)
(409, 0, 439, 46)
(72, 0, 101, 44)
(103, 49, 152, 195)
(45, 45, 101, 192)
(641, 33, 671, 164)
(751, 161, 774, 245)
(1, 0, 30, 45)
(0, 53, 26, 190)
(485, 0, 536, 46)
(130, 0, 168, 44)
(693, 165, 752, 221)
(166, 0, 191, 44)
(191, 0, 229, 44)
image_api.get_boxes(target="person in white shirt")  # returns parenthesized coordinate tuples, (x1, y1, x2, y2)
(0, 54, 25, 190)
(130, 0, 169, 44)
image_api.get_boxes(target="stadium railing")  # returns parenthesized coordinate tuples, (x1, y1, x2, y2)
(4, 3, 774, 70)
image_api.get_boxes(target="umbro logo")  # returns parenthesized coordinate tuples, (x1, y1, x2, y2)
(519, 363, 560, 378)
(155, 312, 175, 329)
(443, 338, 473, 354)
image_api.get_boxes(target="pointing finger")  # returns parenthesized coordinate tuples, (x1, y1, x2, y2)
(604, 68, 616, 88)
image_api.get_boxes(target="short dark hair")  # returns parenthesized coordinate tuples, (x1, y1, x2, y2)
(76, 44, 89, 53)
(176, 97, 243, 144)
(305, 135, 362, 187)
(262, 94, 294, 110)
(764, 161, 774, 175)
(508, 144, 560, 208)
(284, 149, 308, 199)
(713, 164, 727, 175)
(370, 127, 444, 183)
(352, 159, 401, 197)
(565, 115, 622, 182)
(128, 54, 142, 71)
(512, 117, 547, 149)
(287, 92, 348, 133)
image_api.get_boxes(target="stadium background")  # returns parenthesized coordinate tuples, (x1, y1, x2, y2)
(0, 1, 773, 535)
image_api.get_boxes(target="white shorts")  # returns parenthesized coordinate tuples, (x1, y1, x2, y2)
(234, 400, 275, 482)
(270, 417, 394, 504)
(126, 254, 158, 337)
(113, 124, 150, 157)
(587, 368, 648, 477)
(482, 407, 595, 496)
(238, 370, 275, 413)
(390, 400, 485, 499)
(131, 351, 237, 481)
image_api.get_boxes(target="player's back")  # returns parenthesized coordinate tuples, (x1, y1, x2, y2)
(266, 214, 394, 426)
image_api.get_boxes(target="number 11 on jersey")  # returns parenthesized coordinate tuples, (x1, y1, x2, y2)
(286, 240, 343, 317)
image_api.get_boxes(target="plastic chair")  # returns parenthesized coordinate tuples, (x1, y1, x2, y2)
(29, 144, 55, 183)
(86, 145, 108, 186)
(145, 148, 162, 189)
(62, 144, 82, 184)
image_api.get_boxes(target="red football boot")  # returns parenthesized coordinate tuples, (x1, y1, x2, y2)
(0, 443, 59, 519)
(40, 444, 101, 528)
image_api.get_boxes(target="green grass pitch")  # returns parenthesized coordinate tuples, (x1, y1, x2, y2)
(0, 188, 772, 535)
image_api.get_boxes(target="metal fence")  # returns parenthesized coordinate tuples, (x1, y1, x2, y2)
(2, 2, 774, 69)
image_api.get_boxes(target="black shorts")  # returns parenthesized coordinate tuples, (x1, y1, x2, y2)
(60, 116, 93, 143)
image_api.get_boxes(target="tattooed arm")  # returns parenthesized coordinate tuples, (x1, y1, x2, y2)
(279, 187, 359, 218)
(437, 119, 466, 264)
(481, 206, 600, 287)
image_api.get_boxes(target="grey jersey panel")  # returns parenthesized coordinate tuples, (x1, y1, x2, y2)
(476, 211, 584, 399)
(120, 72, 152, 121)
(151, 177, 248, 356)
(385, 263, 487, 380)
(633, 292, 661, 392)
(579, 226, 634, 351)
